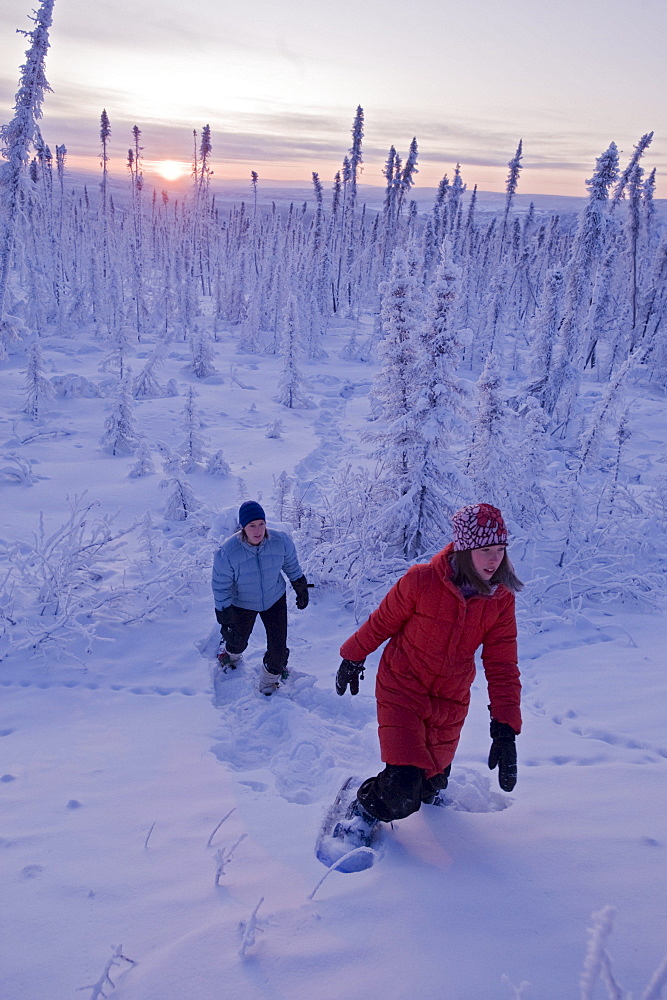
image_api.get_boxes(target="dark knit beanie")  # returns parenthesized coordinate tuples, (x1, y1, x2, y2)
(239, 500, 266, 528)
(452, 503, 508, 551)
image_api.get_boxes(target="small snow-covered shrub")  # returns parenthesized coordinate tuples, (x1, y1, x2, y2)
(50, 374, 100, 398)
(0, 493, 212, 659)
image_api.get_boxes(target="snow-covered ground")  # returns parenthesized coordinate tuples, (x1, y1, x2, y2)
(2, 316, 666, 1000)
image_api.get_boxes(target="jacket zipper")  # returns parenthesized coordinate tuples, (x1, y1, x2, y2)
(256, 544, 266, 609)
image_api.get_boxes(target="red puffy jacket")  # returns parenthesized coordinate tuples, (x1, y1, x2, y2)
(339, 543, 521, 777)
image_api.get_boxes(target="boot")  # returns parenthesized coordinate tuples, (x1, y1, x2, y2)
(332, 798, 380, 848)
(259, 649, 289, 693)
(217, 643, 242, 671)
(258, 664, 282, 696)
(421, 765, 451, 804)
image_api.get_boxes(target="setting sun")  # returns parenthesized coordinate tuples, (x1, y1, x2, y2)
(154, 159, 189, 182)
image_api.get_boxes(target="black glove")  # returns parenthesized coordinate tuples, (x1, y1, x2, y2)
(215, 606, 235, 641)
(292, 575, 309, 610)
(488, 719, 518, 792)
(336, 658, 366, 696)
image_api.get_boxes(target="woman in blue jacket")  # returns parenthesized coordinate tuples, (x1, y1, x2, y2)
(212, 500, 309, 695)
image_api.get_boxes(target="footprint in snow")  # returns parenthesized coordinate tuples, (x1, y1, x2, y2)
(275, 740, 336, 805)
(438, 768, 510, 813)
(21, 865, 45, 879)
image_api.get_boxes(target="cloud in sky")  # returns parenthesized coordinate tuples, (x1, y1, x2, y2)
(1, 0, 665, 197)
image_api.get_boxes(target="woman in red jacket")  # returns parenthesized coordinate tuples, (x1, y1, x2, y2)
(336, 503, 523, 838)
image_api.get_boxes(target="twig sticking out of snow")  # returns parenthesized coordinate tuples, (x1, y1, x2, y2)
(77, 944, 136, 999)
(205, 807, 236, 848)
(642, 953, 667, 1000)
(580, 906, 618, 1000)
(229, 365, 255, 390)
(214, 833, 247, 886)
(501, 975, 532, 1000)
(0, 453, 35, 485)
(307, 846, 377, 900)
(577, 906, 667, 1000)
(239, 896, 265, 958)
(600, 950, 626, 1000)
(143, 821, 157, 849)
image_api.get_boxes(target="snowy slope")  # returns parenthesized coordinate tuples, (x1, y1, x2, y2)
(1, 319, 666, 1000)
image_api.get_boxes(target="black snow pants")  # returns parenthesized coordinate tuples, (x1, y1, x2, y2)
(216, 594, 289, 675)
(356, 763, 452, 823)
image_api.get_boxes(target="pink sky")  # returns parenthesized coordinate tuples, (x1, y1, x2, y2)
(1, 0, 665, 198)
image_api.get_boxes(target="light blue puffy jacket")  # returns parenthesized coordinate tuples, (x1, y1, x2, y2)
(212, 529, 304, 612)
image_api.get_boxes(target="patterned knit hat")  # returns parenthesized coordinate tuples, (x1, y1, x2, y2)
(239, 500, 266, 528)
(452, 503, 508, 551)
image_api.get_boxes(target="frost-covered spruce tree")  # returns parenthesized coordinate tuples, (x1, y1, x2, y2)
(336, 107, 364, 316)
(22, 336, 55, 419)
(102, 321, 134, 381)
(192, 124, 213, 294)
(415, 244, 470, 434)
(127, 124, 145, 340)
(99, 109, 111, 281)
(515, 394, 550, 525)
(188, 322, 216, 378)
(447, 163, 466, 243)
(609, 131, 653, 211)
(275, 292, 312, 408)
(206, 449, 232, 477)
(309, 171, 331, 316)
(497, 140, 523, 259)
(0, 0, 55, 347)
(99, 370, 141, 456)
(640, 234, 667, 381)
(523, 267, 564, 403)
(133, 345, 166, 398)
(380, 145, 399, 264)
(472, 262, 511, 368)
(304, 293, 327, 360)
(467, 352, 518, 519)
(543, 143, 619, 425)
(396, 138, 419, 224)
(348, 106, 364, 212)
(162, 477, 201, 521)
(178, 386, 208, 472)
(272, 471, 293, 521)
(431, 173, 449, 246)
(640, 166, 657, 263)
(556, 349, 646, 579)
(128, 441, 155, 478)
(364, 247, 430, 554)
(399, 248, 471, 554)
(583, 245, 618, 376)
(624, 161, 644, 338)
(367, 246, 422, 424)
(237, 291, 263, 354)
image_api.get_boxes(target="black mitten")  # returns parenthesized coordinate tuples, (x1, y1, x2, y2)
(292, 575, 310, 610)
(488, 719, 518, 791)
(336, 658, 366, 696)
(215, 606, 235, 641)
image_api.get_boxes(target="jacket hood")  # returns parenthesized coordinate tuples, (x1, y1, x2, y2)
(431, 543, 456, 584)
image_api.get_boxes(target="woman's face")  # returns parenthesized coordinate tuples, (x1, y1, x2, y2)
(244, 519, 266, 545)
(470, 545, 505, 581)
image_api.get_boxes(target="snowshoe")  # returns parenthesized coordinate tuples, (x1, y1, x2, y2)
(316, 776, 382, 872)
